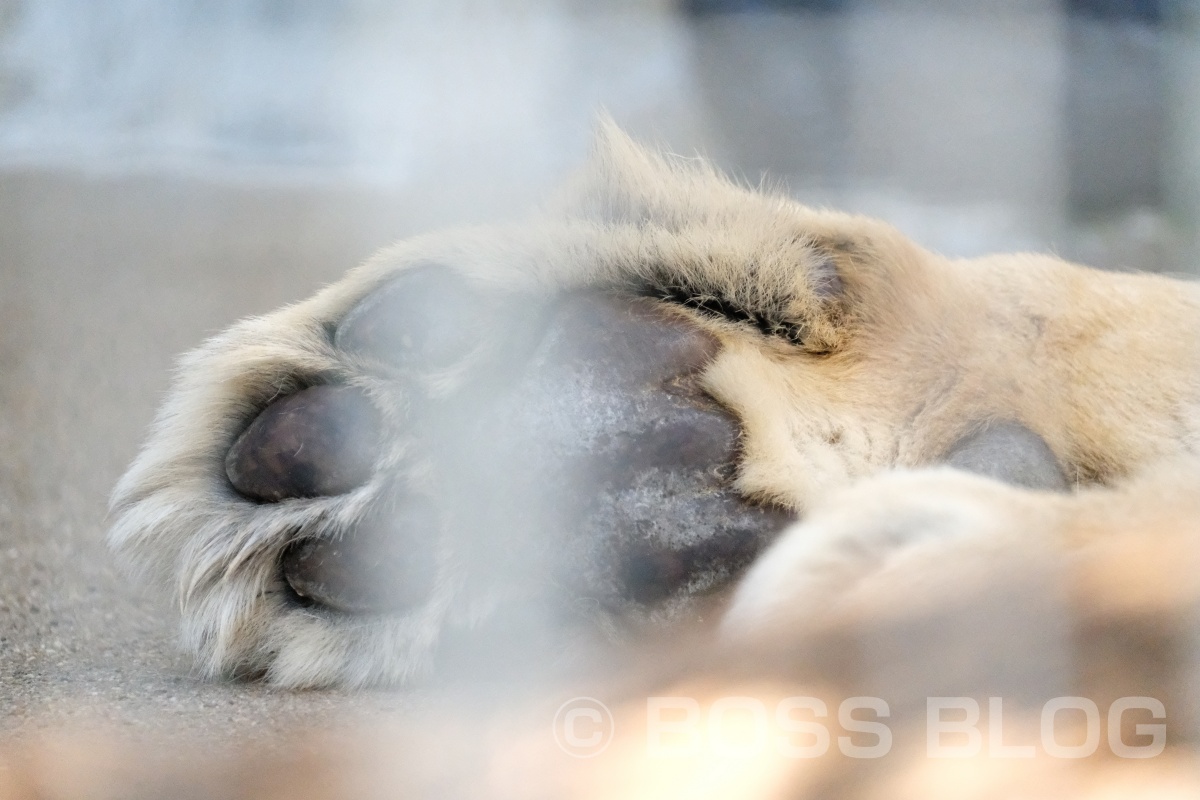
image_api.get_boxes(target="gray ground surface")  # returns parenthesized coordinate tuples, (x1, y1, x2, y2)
(0, 171, 432, 740)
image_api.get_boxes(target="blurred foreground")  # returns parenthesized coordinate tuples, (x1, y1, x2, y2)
(1, 1, 1200, 796)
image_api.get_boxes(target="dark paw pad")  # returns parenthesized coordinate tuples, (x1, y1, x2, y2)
(516, 295, 793, 604)
(281, 497, 439, 613)
(225, 385, 380, 503)
(943, 421, 1068, 492)
(335, 266, 489, 370)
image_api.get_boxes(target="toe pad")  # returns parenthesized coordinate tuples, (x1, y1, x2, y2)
(225, 385, 380, 502)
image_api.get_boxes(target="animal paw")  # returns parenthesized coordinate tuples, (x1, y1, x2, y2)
(110, 261, 793, 687)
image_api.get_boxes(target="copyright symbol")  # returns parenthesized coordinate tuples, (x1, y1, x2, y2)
(552, 696, 614, 758)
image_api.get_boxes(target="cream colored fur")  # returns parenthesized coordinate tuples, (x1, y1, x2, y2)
(109, 120, 1200, 690)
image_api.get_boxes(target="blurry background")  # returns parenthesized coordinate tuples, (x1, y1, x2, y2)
(1, 0, 1199, 738)
(4, 0, 1200, 264)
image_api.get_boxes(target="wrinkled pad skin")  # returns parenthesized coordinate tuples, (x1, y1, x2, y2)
(461, 295, 796, 608)
(410, 292, 797, 616)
